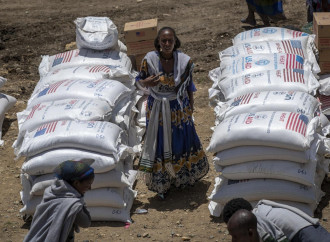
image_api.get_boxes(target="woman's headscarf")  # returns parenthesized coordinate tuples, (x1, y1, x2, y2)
(54, 160, 94, 184)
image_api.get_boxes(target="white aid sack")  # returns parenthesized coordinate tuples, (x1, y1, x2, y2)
(84, 187, 125, 208)
(88, 187, 137, 222)
(219, 54, 319, 81)
(0, 93, 17, 145)
(0, 76, 6, 88)
(221, 36, 316, 64)
(216, 159, 317, 187)
(20, 195, 42, 215)
(207, 111, 319, 153)
(214, 91, 319, 122)
(75, 16, 118, 50)
(211, 69, 319, 102)
(32, 65, 132, 96)
(209, 176, 323, 206)
(18, 99, 112, 133)
(209, 200, 315, 218)
(14, 120, 128, 158)
(232, 27, 309, 45)
(21, 148, 119, 175)
(213, 144, 320, 166)
(318, 75, 330, 96)
(29, 162, 129, 196)
(136, 94, 148, 127)
(38, 48, 132, 77)
(28, 79, 133, 109)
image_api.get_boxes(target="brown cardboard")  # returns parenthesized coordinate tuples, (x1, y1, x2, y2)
(127, 39, 154, 55)
(124, 19, 158, 43)
(135, 53, 145, 71)
(319, 61, 330, 74)
(317, 37, 330, 49)
(319, 49, 330, 61)
(314, 12, 330, 38)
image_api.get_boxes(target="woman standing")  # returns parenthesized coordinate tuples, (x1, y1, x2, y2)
(241, 0, 286, 26)
(136, 27, 209, 199)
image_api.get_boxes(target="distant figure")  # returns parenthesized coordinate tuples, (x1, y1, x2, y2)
(306, 0, 330, 22)
(23, 160, 94, 242)
(227, 209, 260, 242)
(223, 198, 330, 242)
(241, 0, 287, 26)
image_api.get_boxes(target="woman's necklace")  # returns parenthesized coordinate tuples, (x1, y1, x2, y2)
(160, 52, 173, 63)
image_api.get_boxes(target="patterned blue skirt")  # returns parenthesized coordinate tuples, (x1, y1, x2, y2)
(142, 95, 209, 194)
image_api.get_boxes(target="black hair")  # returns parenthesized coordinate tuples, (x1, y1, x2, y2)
(222, 198, 253, 224)
(154, 26, 181, 52)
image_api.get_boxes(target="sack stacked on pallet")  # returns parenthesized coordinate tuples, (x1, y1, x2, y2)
(14, 17, 142, 223)
(207, 27, 330, 217)
(0, 77, 17, 146)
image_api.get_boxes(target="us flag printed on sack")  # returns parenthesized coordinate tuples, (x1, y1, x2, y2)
(89, 65, 112, 73)
(285, 54, 304, 69)
(52, 50, 75, 67)
(282, 40, 304, 58)
(283, 69, 305, 83)
(285, 113, 309, 136)
(37, 80, 68, 97)
(34, 121, 59, 137)
(232, 93, 254, 106)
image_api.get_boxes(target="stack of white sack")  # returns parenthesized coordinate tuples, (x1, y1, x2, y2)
(0, 77, 17, 146)
(14, 17, 143, 223)
(207, 27, 330, 218)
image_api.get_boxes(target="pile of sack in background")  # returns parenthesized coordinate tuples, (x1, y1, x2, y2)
(208, 27, 330, 217)
(13, 16, 148, 223)
(0, 77, 16, 146)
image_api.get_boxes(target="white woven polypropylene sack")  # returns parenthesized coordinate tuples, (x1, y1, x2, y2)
(0, 93, 17, 146)
(232, 27, 309, 45)
(216, 159, 317, 187)
(14, 120, 127, 158)
(75, 17, 118, 50)
(21, 148, 119, 175)
(38, 49, 132, 77)
(32, 65, 132, 97)
(214, 91, 319, 122)
(209, 176, 323, 206)
(18, 99, 112, 133)
(209, 200, 315, 217)
(27, 79, 133, 108)
(213, 144, 320, 166)
(29, 161, 129, 196)
(209, 68, 319, 102)
(136, 94, 148, 127)
(0, 76, 6, 88)
(84, 187, 125, 208)
(88, 187, 137, 222)
(207, 111, 319, 153)
(222, 36, 316, 64)
(219, 54, 319, 81)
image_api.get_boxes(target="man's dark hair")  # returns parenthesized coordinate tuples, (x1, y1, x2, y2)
(154, 26, 181, 52)
(223, 198, 253, 223)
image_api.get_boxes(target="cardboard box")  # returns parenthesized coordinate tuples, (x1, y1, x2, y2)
(319, 61, 330, 74)
(313, 12, 330, 48)
(127, 39, 154, 55)
(135, 53, 145, 71)
(319, 49, 330, 61)
(124, 19, 158, 43)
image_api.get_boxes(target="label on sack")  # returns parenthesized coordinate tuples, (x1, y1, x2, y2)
(233, 27, 309, 45)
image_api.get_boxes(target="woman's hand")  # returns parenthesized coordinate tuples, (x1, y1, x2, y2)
(140, 73, 161, 87)
(188, 91, 194, 113)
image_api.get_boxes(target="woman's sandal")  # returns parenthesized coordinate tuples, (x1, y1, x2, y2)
(241, 18, 257, 26)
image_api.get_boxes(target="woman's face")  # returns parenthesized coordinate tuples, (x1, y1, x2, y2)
(73, 177, 94, 195)
(159, 29, 175, 55)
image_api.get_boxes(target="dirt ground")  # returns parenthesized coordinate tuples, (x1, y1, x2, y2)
(0, 0, 329, 241)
